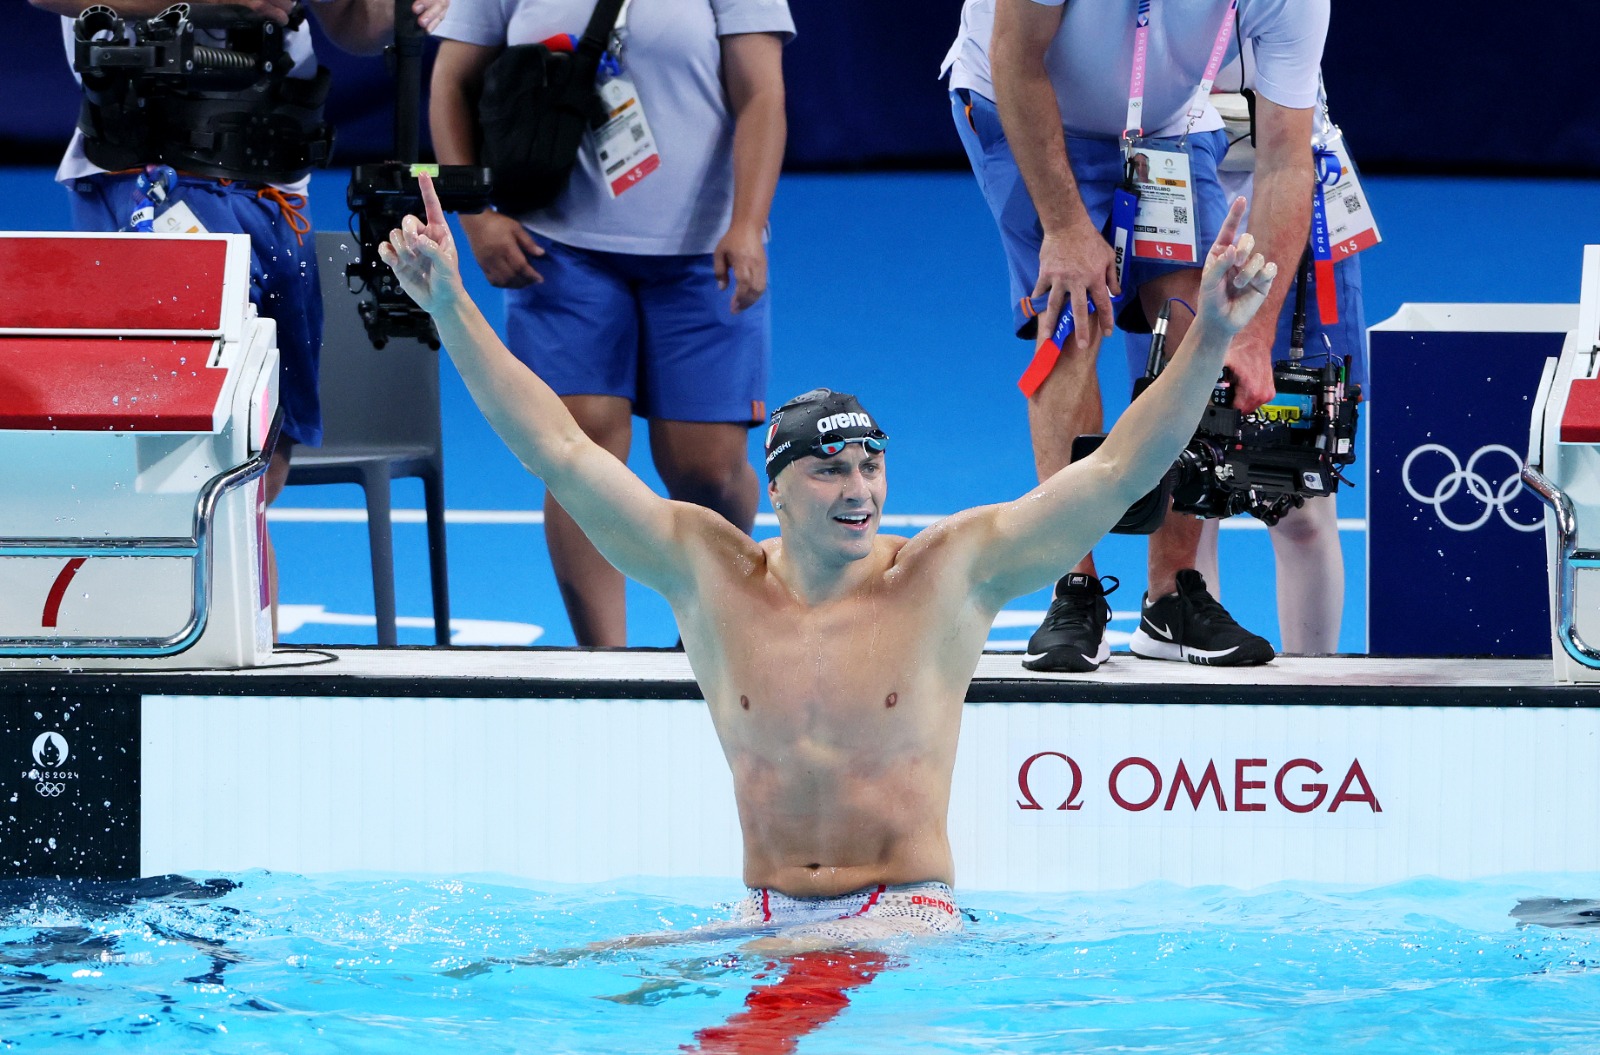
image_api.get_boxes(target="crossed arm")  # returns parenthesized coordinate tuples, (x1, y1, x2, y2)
(379, 174, 704, 598)
(953, 198, 1277, 608)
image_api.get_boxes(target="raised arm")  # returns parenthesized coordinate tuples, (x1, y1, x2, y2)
(378, 174, 706, 597)
(955, 198, 1276, 607)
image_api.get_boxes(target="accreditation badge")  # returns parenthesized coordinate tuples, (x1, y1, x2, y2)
(152, 200, 209, 235)
(1124, 138, 1199, 264)
(591, 57, 661, 199)
(1319, 126, 1381, 259)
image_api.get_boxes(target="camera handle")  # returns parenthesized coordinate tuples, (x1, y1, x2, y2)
(345, 1, 494, 348)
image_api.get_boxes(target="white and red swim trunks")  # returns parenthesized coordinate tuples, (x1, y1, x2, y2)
(730, 881, 965, 943)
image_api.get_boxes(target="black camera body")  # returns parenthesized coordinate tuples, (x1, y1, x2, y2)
(72, 3, 333, 183)
(345, 163, 493, 349)
(74, 3, 296, 95)
(1074, 357, 1361, 534)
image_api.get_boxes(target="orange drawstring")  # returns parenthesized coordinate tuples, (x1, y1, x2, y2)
(254, 186, 311, 247)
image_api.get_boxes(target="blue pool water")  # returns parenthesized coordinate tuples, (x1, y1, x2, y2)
(2, 873, 1599, 1053)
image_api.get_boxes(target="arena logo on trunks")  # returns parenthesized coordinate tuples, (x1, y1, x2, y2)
(815, 412, 874, 433)
(1014, 752, 1382, 815)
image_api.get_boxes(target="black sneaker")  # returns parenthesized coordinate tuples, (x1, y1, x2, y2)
(1023, 574, 1118, 673)
(1128, 569, 1275, 666)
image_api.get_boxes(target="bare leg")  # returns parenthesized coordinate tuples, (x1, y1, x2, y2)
(648, 420, 759, 536)
(1195, 517, 1221, 598)
(546, 395, 633, 647)
(262, 443, 293, 643)
(1027, 326, 1104, 578)
(1140, 268, 1207, 599)
(1267, 495, 1343, 653)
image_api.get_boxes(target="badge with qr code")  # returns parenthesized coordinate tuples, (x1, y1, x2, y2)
(1319, 127, 1380, 258)
(1124, 138, 1199, 264)
(590, 64, 660, 199)
(152, 200, 209, 235)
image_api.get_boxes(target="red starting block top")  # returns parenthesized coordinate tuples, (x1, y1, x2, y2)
(0, 235, 228, 332)
(0, 336, 226, 432)
(1562, 377, 1600, 444)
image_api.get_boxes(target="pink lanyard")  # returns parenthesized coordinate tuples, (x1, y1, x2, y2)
(1124, 0, 1239, 142)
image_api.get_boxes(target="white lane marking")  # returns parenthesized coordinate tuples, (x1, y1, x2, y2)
(269, 508, 1368, 531)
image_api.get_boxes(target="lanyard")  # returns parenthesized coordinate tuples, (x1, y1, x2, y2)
(1123, 1, 1239, 142)
(610, 0, 633, 56)
(1123, 1, 1153, 139)
(1309, 148, 1342, 325)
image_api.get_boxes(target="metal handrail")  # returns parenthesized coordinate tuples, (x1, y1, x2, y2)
(1521, 463, 1600, 670)
(0, 411, 282, 657)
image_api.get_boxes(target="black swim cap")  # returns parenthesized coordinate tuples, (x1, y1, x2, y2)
(763, 389, 886, 481)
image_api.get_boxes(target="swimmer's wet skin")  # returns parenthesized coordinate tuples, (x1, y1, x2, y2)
(379, 181, 1276, 948)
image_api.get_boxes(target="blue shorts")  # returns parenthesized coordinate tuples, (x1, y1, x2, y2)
(68, 172, 323, 447)
(1121, 247, 1368, 393)
(952, 88, 1229, 339)
(504, 236, 770, 424)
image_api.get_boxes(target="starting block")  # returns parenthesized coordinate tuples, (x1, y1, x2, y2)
(0, 233, 279, 668)
(1527, 244, 1600, 682)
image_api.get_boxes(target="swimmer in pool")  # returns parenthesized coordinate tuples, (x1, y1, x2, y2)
(381, 174, 1276, 950)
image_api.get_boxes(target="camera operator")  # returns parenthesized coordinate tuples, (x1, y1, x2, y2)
(429, 0, 792, 647)
(32, 0, 448, 638)
(1127, 57, 1370, 655)
(943, 0, 1328, 672)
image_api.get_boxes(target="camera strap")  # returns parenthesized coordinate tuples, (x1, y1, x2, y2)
(577, 0, 629, 64)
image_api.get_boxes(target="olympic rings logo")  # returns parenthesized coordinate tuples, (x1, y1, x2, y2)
(1401, 443, 1542, 533)
(34, 782, 65, 797)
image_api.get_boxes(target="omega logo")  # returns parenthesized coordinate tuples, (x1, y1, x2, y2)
(1016, 752, 1382, 815)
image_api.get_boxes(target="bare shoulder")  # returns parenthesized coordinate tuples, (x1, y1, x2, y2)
(885, 506, 1004, 592)
(676, 501, 767, 569)
(893, 506, 999, 565)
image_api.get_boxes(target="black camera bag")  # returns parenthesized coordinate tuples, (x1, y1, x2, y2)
(477, 0, 627, 214)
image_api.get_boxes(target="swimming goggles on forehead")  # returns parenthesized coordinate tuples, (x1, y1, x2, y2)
(812, 430, 889, 458)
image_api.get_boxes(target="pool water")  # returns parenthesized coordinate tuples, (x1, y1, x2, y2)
(1, 872, 1598, 1053)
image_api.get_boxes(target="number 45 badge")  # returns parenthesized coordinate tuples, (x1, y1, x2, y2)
(590, 51, 661, 198)
(1124, 137, 1200, 263)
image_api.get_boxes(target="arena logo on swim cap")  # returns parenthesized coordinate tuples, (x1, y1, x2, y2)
(815, 412, 874, 433)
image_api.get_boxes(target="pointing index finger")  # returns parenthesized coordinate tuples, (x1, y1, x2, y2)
(1214, 196, 1247, 255)
(419, 170, 446, 229)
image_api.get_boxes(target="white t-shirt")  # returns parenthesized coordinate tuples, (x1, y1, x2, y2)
(1213, 44, 1336, 173)
(437, 0, 795, 255)
(942, 0, 1328, 140)
(55, 11, 321, 193)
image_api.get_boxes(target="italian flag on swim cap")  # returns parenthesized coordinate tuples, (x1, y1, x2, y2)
(763, 388, 882, 481)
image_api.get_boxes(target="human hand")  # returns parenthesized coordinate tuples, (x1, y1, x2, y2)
(413, 0, 448, 32)
(377, 171, 464, 314)
(1197, 197, 1276, 339)
(714, 224, 767, 313)
(459, 210, 545, 288)
(1034, 221, 1118, 349)
(1222, 333, 1277, 412)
